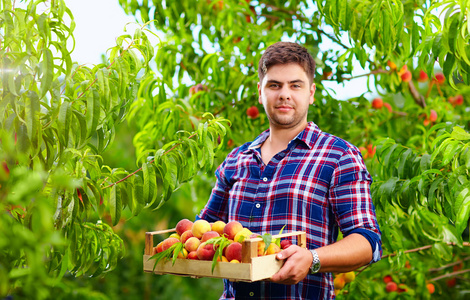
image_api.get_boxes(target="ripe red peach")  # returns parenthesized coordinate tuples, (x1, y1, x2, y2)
(434, 73, 445, 84)
(371, 98, 383, 109)
(201, 230, 220, 242)
(417, 70, 428, 82)
(176, 219, 194, 236)
(246, 106, 260, 119)
(180, 230, 194, 244)
(383, 102, 392, 113)
(429, 110, 438, 122)
(386, 282, 398, 292)
(185, 236, 201, 252)
(192, 219, 211, 239)
(154, 241, 164, 254)
(401, 70, 412, 82)
(223, 221, 244, 240)
(225, 242, 243, 262)
(196, 242, 216, 261)
(280, 239, 292, 250)
(161, 237, 180, 251)
(187, 251, 199, 260)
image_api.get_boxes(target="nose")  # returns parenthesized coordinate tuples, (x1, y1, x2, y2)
(279, 85, 291, 100)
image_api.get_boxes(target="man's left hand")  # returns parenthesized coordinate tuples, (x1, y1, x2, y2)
(270, 245, 313, 285)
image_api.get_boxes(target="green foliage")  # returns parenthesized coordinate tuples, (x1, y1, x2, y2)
(2, 0, 470, 299)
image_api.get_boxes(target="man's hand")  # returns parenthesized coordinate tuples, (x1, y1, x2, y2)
(270, 245, 313, 285)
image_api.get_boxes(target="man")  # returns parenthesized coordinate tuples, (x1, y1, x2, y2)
(199, 42, 381, 299)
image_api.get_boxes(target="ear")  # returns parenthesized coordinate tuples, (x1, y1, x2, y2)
(309, 83, 316, 104)
(258, 82, 263, 105)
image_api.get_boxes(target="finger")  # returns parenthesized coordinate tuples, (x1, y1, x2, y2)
(276, 244, 299, 260)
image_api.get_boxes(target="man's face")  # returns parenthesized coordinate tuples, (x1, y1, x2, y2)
(258, 63, 315, 130)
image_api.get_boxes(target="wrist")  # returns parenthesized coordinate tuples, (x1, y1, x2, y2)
(309, 249, 321, 274)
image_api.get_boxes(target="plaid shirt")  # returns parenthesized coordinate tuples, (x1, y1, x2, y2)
(199, 122, 382, 299)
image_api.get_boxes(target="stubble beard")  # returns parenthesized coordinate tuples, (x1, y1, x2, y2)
(267, 106, 308, 130)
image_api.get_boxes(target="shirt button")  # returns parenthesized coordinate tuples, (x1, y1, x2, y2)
(249, 292, 254, 297)
(262, 177, 268, 182)
(255, 203, 261, 208)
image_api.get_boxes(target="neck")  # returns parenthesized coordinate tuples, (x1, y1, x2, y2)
(266, 121, 308, 149)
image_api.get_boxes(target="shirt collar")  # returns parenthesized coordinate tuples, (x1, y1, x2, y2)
(246, 122, 321, 152)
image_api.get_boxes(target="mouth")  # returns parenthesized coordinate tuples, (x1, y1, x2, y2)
(275, 105, 294, 112)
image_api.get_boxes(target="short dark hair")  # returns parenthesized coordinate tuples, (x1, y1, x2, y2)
(258, 42, 316, 84)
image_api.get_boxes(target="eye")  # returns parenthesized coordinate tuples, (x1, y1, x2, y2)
(268, 83, 280, 88)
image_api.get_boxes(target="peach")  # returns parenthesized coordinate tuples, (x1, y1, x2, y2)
(371, 97, 383, 109)
(383, 275, 393, 283)
(201, 230, 220, 242)
(185, 236, 201, 252)
(211, 220, 226, 235)
(246, 106, 260, 119)
(216, 256, 229, 262)
(230, 259, 240, 263)
(177, 248, 188, 259)
(223, 221, 243, 240)
(434, 72, 445, 84)
(383, 102, 392, 113)
(266, 243, 281, 255)
(429, 110, 437, 122)
(343, 271, 355, 283)
(161, 237, 180, 251)
(176, 219, 193, 236)
(387, 60, 397, 70)
(169, 233, 181, 240)
(249, 234, 266, 256)
(257, 240, 266, 256)
(196, 242, 216, 261)
(225, 242, 242, 262)
(234, 228, 252, 243)
(427, 283, 435, 294)
(180, 230, 194, 244)
(155, 241, 164, 253)
(417, 70, 428, 82)
(386, 282, 397, 293)
(280, 239, 292, 250)
(187, 251, 199, 260)
(401, 70, 412, 82)
(192, 219, 212, 239)
(334, 276, 345, 290)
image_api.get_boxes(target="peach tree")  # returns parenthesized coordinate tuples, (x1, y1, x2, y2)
(1, 0, 470, 299)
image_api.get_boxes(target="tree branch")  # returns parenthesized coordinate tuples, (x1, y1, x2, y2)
(101, 132, 198, 190)
(430, 269, 470, 282)
(408, 80, 426, 108)
(356, 242, 470, 276)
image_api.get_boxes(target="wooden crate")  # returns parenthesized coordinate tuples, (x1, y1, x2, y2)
(143, 229, 306, 282)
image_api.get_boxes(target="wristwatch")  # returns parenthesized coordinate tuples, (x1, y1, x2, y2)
(309, 249, 321, 274)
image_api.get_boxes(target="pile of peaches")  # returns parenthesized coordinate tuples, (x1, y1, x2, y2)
(151, 219, 292, 264)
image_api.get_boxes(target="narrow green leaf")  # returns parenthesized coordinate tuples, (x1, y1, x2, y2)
(58, 101, 71, 147)
(109, 185, 122, 226)
(40, 48, 54, 98)
(25, 90, 41, 153)
(86, 89, 100, 138)
(72, 109, 87, 149)
(454, 189, 470, 234)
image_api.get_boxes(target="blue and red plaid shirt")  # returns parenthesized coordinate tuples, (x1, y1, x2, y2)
(199, 122, 382, 299)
